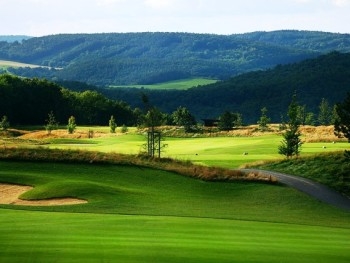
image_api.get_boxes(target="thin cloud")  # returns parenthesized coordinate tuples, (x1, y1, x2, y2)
(332, 0, 350, 7)
(0, 0, 349, 36)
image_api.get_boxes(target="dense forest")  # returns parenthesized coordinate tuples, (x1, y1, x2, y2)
(0, 74, 137, 126)
(1, 31, 350, 85)
(0, 52, 349, 126)
(99, 52, 350, 123)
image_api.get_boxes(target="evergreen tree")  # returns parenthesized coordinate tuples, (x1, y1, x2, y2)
(318, 98, 331, 125)
(234, 113, 243, 127)
(278, 93, 302, 158)
(0, 115, 10, 131)
(67, 116, 77, 134)
(334, 93, 350, 141)
(109, 115, 117, 133)
(257, 107, 270, 131)
(218, 111, 234, 131)
(45, 111, 58, 135)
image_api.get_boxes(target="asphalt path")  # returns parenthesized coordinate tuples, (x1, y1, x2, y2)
(241, 169, 350, 211)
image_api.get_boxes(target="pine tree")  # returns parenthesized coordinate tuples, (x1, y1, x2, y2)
(109, 115, 117, 133)
(45, 111, 58, 135)
(257, 107, 270, 131)
(278, 93, 302, 158)
(67, 116, 77, 134)
(0, 115, 10, 131)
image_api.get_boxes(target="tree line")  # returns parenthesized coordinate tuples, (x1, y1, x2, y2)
(0, 74, 136, 126)
(0, 73, 341, 135)
(0, 74, 205, 131)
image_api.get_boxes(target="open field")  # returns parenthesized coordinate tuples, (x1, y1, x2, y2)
(0, 161, 350, 262)
(0, 59, 58, 69)
(109, 78, 218, 90)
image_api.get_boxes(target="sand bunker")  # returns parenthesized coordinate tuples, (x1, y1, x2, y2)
(0, 183, 87, 206)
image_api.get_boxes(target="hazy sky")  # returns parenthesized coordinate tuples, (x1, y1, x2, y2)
(0, 0, 349, 36)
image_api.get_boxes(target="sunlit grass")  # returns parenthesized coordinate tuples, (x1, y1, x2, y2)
(1, 209, 349, 263)
(43, 133, 350, 168)
(109, 78, 218, 90)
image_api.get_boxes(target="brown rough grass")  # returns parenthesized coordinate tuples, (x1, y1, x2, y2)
(19, 129, 121, 140)
(299, 125, 345, 143)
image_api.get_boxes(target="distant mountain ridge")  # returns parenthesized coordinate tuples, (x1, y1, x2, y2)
(0, 35, 32, 43)
(0, 30, 349, 85)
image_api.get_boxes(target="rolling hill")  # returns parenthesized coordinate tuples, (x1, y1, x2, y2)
(1, 31, 350, 85)
(101, 52, 350, 123)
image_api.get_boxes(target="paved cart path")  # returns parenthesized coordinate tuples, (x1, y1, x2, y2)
(241, 169, 350, 211)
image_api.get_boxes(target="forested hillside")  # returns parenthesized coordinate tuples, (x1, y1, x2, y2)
(236, 30, 350, 53)
(0, 52, 349, 125)
(0, 74, 136, 126)
(102, 52, 350, 123)
(0, 31, 349, 85)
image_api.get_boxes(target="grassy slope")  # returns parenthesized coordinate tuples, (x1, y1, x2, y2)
(1, 160, 348, 226)
(0, 160, 349, 263)
(0, 60, 49, 69)
(109, 78, 218, 90)
(252, 151, 350, 196)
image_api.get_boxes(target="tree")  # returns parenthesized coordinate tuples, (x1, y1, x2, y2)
(67, 116, 77, 134)
(278, 93, 302, 158)
(257, 107, 270, 131)
(217, 111, 242, 131)
(218, 111, 234, 131)
(334, 93, 350, 142)
(318, 98, 331, 125)
(144, 107, 165, 129)
(45, 111, 58, 135)
(109, 115, 117, 133)
(234, 113, 243, 127)
(331, 105, 340, 126)
(297, 105, 315, 125)
(172, 106, 196, 133)
(0, 115, 10, 131)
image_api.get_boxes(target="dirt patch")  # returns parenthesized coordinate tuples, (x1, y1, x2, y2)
(0, 183, 87, 206)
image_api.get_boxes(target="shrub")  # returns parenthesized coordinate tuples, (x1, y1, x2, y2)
(0, 115, 10, 131)
(67, 116, 77, 134)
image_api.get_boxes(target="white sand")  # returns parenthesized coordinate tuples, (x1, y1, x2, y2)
(0, 183, 87, 206)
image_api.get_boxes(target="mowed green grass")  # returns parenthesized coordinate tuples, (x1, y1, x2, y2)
(0, 161, 350, 262)
(47, 133, 350, 168)
(2, 210, 349, 263)
(109, 78, 218, 90)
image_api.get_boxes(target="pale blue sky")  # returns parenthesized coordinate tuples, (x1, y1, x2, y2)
(0, 0, 349, 36)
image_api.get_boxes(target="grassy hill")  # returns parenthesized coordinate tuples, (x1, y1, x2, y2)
(0, 59, 55, 69)
(110, 78, 218, 90)
(1, 31, 350, 85)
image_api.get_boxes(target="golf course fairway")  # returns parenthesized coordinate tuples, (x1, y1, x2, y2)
(1, 209, 349, 263)
(0, 161, 349, 262)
